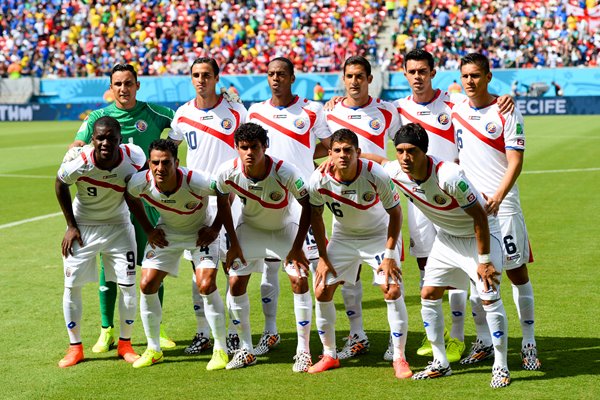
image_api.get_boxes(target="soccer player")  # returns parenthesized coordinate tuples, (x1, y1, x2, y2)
(55, 116, 146, 367)
(215, 123, 313, 371)
(452, 53, 540, 370)
(169, 57, 247, 356)
(66, 63, 176, 352)
(307, 129, 412, 379)
(383, 123, 510, 388)
(324, 55, 401, 360)
(127, 139, 228, 370)
(246, 57, 331, 359)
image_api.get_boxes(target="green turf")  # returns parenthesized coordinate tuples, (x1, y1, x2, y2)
(0, 117, 599, 399)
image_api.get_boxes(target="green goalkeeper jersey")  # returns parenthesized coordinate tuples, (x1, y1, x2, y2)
(74, 101, 174, 156)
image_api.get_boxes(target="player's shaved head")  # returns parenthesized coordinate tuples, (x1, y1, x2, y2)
(93, 116, 121, 138)
(394, 123, 429, 154)
(149, 139, 178, 159)
(235, 122, 269, 147)
(331, 129, 359, 149)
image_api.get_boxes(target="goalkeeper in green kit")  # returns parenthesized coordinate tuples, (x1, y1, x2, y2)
(65, 64, 176, 353)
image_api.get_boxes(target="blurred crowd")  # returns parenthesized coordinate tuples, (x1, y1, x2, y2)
(385, 0, 600, 71)
(0, 0, 387, 78)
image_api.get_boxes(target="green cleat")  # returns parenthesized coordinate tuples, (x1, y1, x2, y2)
(206, 349, 229, 371)
(416, 328, 450, 357)
(92, 327, 115, 353)
(132, 349, 164, 369)
(446, 337, 466, 363)
(159, 325, 176, 349)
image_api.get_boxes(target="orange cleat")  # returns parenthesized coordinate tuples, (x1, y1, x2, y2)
(117, 340, 140, 363)
(58, 344, 84, 368)
(307, 355, 340, 374)
(393, 358, 413, 379)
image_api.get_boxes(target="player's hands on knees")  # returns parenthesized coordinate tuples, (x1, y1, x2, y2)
(477, 263, 501, 292)
(314, 257, 336, 289)
(378, 258, 402, 291)
(196, 225, 219, 247)
(497, 94, 515, 115)
(482, 192, 501, 216)
(62, 226, 83, 257)
(147, 228, 168, 248)
(323, 96, 344, 111)
(224, 244, 246, 273)
(285, 247, 310, 277)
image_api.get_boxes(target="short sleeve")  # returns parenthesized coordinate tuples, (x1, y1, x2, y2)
(504, 109, 525, 151)
(308, 170, 325, 207)
(438, 163, 478, 208)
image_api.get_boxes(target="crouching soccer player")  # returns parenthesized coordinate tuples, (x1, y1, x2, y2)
(56, 116, 146, 367)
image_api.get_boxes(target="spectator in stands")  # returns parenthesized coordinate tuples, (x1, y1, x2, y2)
(313, 82, 325, 101)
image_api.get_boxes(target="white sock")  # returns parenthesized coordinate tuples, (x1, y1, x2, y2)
(512, 282, 536, 347)
(470, 282, 492, 346)
(140, 292, 162, 351)
(421, 298, 448, 366)
(293, 292, 312, 354)
(201, 289, 227, 351)
(419, 269, 425, 289)
(341, 279, 365, 338)
(315, 300, 337, 358)
(386, 297, 408, 361)
(191, 274, 210, 337)
(483, 300, 508, 369)
(117, 284, 136, 340)
(448, 289, 466, 341)
(224, 277, 237, 336)
(261, 260, 280, 333)
(63, 286, 83, 344)
(228, 292, 253, 351)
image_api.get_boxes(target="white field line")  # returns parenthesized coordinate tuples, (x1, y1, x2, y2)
(0, 212, 62, 230)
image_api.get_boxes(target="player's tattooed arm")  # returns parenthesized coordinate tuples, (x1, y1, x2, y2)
(55, 178, 83, 257)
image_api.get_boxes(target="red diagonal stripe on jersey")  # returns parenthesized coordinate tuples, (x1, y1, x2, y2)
(317, 188, 380, 210)
(392, 179, 460, 211)
(140, 194, 204, 215)
(399, 108, 455, 143)
(249, 112, 311, 148)
(326, 114, 385, 149)
(452, 113, 505, 153)
(225, 180, 289, 209)
(177, 116, 234, 148)
(77, 176, 126, 192)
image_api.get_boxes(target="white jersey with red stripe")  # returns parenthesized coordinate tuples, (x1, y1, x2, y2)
(384, 157, 500, 237)
(57, 144, 145, 225)
(247, 96, 331, 180)
(452, 99, 525, 214)
(309, 159, 401, 238)
(215, 156, 309, 231)
(325, 97, 400, 157)
(127, 167, 215, 235)
(169, 95, 247, 174)
(393, 90, 464, 161)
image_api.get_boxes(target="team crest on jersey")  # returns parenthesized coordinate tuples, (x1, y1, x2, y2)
(362, 191, 376, 202)
(433, 195, 447, 205)
(270, 191, 284, 201)
(369, 119, 381, 130)
(65, 268, 73, 277)
(438, 113, 450, 125)
(294, 118, 306, 129)
(231, 260, 241, 270)
(146, 250, 156, 259)
(221, 118, 233, 130)
(486, 122, 498, 134)
(185, 201, 199, 210)
(135, 119, 148, 132)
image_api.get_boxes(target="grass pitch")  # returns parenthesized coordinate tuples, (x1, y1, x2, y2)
(0, 117, 599, 399)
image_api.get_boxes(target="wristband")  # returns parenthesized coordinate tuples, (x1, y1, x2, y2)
(384, 248, 398, 259)
(478, 253, 491, 264)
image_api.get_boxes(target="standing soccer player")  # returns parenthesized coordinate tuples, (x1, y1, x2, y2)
(452, 53, 540, 370)
(127, 139, 228, 370)
(66, 63, 176, 352)
(169, 57, 247, 356)
(215, 123, 313, 371)
(56, 116, 146, 367)
(383, 123, 510, 388)
(307, 129, 411, 379)
(246, 57, 331, 359)
(324, 55, 401, 360)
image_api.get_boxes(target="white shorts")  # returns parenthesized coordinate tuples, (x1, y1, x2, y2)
(317, 234, 402, 286)
(142, 230, 219, 277)
(499, 212, 533, 270)
(63, 223, 136, 288)
(424, 230, 503, 301)
(407, 201, 437, 258)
